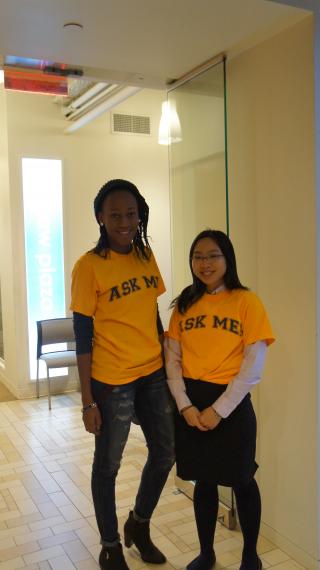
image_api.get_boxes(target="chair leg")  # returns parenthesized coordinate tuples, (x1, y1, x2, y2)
(47, 369, 51, 411)
(36, 360, 40, 398)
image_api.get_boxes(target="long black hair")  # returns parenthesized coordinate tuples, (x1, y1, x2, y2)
(91, 179, 151, 259)
(173, 229, 248, 314)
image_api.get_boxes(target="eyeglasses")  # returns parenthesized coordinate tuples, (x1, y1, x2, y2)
(192, 254, 224, 263)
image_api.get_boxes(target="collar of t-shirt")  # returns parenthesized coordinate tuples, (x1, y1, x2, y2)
(208, 284, 226, 295)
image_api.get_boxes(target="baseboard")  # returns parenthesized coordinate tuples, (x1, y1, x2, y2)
(0, 367, 18, 398)
(16, 378, 80, 400)
(0, 367, 80, 400)
(260, 521, 318, 570)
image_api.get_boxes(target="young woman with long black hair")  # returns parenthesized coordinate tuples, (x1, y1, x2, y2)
(165, 229, 274, 570)
(71, 179, 175, 570)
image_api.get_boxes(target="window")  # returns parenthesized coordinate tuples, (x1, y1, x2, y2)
(22, 158, 66, 379)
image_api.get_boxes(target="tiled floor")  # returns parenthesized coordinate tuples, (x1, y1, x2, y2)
(0, 392, 306, 570)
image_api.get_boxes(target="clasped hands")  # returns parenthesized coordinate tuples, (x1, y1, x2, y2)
(182, 405, 221, 431)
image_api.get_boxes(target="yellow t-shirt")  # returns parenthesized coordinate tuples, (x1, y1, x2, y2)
(70, 249, 165, 384)
(166, 289, 275, 384)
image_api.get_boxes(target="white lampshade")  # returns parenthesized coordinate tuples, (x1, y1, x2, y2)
(158, 100, 182, 145)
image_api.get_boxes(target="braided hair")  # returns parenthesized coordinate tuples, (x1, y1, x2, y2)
(91, 179, 151, 260)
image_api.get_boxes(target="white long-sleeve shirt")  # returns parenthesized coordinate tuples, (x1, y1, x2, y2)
(164, 337, 267, 418)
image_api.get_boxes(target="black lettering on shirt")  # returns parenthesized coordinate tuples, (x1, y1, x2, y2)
(109, 286, 121, 301)
(229, 318, 241, 335)
(179, 317, 207, 332)
(178, 313, 243, 336)
(109, 276, 149, 301)
(121, 279, 141, 296)
(184, 317, 195, 331)
(195, 315, 206, 328)
(143, 275, 159, 288)
(213, 316, 228, 330)
(121, 281, 131, 296)
(129, 278, 141, 292)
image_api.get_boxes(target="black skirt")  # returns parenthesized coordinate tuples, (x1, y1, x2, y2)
(175, 379, 258, 487)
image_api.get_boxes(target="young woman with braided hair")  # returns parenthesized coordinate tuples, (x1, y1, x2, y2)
(71, 179, 175, 570)
(165, 229, 274, 570)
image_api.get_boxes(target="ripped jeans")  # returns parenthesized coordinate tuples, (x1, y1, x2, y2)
(91, 367, 175, 546)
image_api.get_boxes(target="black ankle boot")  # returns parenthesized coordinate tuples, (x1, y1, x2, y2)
(99, 544, 130, 570)
(239, 556, 262, 570)
(186, 550, 216, 570)
(124, 510, 166, 564)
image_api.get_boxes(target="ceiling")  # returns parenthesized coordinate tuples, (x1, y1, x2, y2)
(0, 0, 311, 90)
(0, 0, 311, 132)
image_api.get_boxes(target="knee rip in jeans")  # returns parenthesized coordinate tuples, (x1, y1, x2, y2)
(149, 453, 175, 472)
(92, 462, 120, 478)
(114, 412, 132, 422)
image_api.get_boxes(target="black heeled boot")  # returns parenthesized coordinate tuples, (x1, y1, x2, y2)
(124, 510, 166, 564)
(99, 543, 130, 570)
(239, 557, 262, 570)
(186, 550, 216, 570)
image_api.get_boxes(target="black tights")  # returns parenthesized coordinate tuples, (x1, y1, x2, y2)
(192, 478, 261, 568)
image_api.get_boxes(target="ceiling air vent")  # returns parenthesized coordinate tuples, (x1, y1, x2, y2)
(112, 113, 151, 136)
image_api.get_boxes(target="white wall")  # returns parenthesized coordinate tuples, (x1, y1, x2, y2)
(228, 15, 317, 567)
(0, 85, 20, 393)
(0, 87, 170, 398)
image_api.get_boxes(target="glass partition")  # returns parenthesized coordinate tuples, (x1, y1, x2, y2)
(168, 58, 235, 527)
(168, 58, 228, 298)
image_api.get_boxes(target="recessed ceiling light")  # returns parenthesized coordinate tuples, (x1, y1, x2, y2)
(63, 22, 83, 31)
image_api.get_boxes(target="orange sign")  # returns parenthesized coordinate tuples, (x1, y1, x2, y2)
(4, 68, 68, 96)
